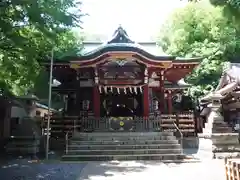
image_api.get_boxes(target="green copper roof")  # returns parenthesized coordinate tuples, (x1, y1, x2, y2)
(44, 26, 202, 63)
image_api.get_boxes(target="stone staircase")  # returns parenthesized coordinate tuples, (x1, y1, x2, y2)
(62, 132, 185, 161)
(5, 117, 41, 155)
(5, 136, 40, 155)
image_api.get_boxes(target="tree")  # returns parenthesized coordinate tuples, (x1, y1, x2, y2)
(159, 0, 239, 97)
(209, 0, 240, 24)
(33, 30, 83, 99)
(0, 0, 84, 95)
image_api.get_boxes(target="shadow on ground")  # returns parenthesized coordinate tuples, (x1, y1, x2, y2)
(0, 158, 86, 180)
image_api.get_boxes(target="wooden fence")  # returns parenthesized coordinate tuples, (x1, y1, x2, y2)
(161, 112, 196, 137)
(42, 112, 196, 138)
(225, 158, 240, 180)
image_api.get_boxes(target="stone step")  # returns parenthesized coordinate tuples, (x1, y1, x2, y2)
(212, 125, 232, 128)
(67, 149, 182, 155)
(73, 132, 174, 137)
(6, 141, 36, 146)
(212, 121, 230, 125)
(64, 132, 182, 161)
(6, 146, 39, 153)
(70, 139, 179, 145)
(6, 143, 36, 148)
(68, 143, 181, 150)
(62, 154, 185, 161)
(212, 127, 233, 133)
(77, 136, 176, 141)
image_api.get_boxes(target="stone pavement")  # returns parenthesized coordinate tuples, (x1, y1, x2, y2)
(0, 159, 226, 180)
(79, 160, 226, 180)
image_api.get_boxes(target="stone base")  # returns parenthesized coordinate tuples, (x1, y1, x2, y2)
(195, 135, 213, 160)
(212, 133, 240, 153)
(196, 133, 240, 159)
(211, 133, 239, 144)
(179, 137, 199, 149)
(213, 152, 240, 159)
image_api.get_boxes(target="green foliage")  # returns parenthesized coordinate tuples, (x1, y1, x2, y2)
(159, 0, 240, 98)
(0, 0, 83, 95)
(210, 0, 240, 24)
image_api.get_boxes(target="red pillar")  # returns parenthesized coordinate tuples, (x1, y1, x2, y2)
(93, 86, 100, 117)
(167, 91, 173, 114)
(159, 71, 165, 113)
(143, 85, 149, 117)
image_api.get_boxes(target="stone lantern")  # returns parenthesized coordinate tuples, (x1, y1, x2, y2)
(210, 93, 224, 124)
(211, 93, 223, 109)
(18, 94, 39, 117)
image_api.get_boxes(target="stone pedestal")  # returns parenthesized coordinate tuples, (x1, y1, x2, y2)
(211, 133, 240, 158)
(195, 134, 213, 159)
(198, 101, 240, 159)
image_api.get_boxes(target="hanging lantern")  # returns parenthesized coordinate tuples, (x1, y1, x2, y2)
(144, 69, 148, 76)
(104, 86, 108, 94)
(134, 87, 137, 94)
(175, 93, 182, 103)
(129, 87, 133, 93)
(144, 77, 148, 83)
(99, 86, 102, 93)
(153, 99, 159, 110)
(94, 77, 99, 84)
(82, 100, 90, 110)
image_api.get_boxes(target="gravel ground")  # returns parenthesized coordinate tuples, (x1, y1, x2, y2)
(0, 159, 226, 180)
(0, 159, 86, 180)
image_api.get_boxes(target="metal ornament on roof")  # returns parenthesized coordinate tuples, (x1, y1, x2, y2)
(115, 59, 127, 66)
(107, 26, 135, 44)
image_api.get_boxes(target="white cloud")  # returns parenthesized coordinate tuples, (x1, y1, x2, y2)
(81, 0, 187, 41)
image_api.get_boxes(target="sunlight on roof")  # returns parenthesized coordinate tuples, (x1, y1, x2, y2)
(81, 0, 188, 41)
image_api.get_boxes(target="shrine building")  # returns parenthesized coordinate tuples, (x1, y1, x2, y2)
(43, 27, 201, 134)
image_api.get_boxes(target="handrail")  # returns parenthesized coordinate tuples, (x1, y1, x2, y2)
(73, 119, 76, 133)
(65, 131, 69, 154)
(170, 116, 183, 154)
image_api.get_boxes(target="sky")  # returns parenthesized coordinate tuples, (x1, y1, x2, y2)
(81, 0, 188, 41)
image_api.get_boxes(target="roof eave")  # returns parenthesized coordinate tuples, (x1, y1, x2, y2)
(175, 57, 203, 63)
(67, 45, 177, 61)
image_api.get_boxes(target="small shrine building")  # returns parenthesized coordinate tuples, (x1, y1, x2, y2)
(44, 27, 201, 119)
